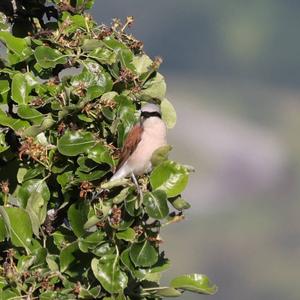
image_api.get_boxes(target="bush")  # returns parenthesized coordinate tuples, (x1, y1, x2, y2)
(0, 1, 217, 299)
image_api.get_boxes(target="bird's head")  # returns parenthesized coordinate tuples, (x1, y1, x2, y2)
(140, 103, 162, 124)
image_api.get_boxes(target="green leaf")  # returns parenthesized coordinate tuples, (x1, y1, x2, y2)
(91, 255, 128, 294)
(0, 13, 9, 30)
(130, 240, 158, 267)
(57, 171, 74, 190)
(18, 179, 50, 236)
(57, 130, 96, 156)
(78, 286, 102, 299)
(90, 47, 117, 65)
(0, 207, 33, 253)
(18, 179, 49, 207)
(112, 187, 131, 204)
(141, 73, 166, 101)
(0, 217, 6, 242)
(0, 108, 30, 131)
(124, 193, 142, 216)
(92, 242, 115, 257)
(77, 156, 97, 172)
(17, 105, 44, 125)
(0, 133, 9, 153)
(60, 242, 79, 273)
(52, 227, 76, 250)
(87, 143, 114, 166)
(150, 161, 189, 197)
(170, 274, 218, 295)
(68, 201, 89, 237)
(0, 80, 10, 103)
(84, 215, 101, 230)
(78, 231, 106, 253)
(116, 228, 136, 242)
(83, 39, 103, 50)
(120, 248, 148, 280)
(161, 98, 177, 129)
(143, 190, 169, 219)
(71, 62, 113, 100)
(119, 49, 135, 71)
(150, 255, 171, 273)
(132, 54, 153, 75)
(169, 197, 191, 211)
(148, 287, 182, 297)
(46, 255, 59, 271)
(0, 31, 32, 63)
(151, 145, 172, 168)
(11, 73, 30, 104)
(1, 288, 21, 299)
(22, 114, 55, 137)
(34, 46, 67, 68)
(102, 37, 128, 51)
(23, 165, 44, 181)
(75, 169, 108, 181)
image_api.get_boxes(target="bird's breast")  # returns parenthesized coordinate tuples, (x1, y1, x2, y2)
(127, 118, 167, 175)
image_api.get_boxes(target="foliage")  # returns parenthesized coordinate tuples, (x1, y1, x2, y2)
(0, 0, 217, 299)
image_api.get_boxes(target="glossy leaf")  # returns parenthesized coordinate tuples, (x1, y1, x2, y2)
(82, 39, 103, 50)
(18, 179, 50, 236)
(90, 47, 117, 65)
(0, 133, 9, 153)
(0, 80, 9, 103)
(112, 187, 131, 204)
(78, 286, 101, 299)
(140, 73, 166, 101)
(130, 240, 158, 267)
(87, 143, 114, 166)
(78, 231, 106, 253)
(124, 193, 142, 216)
(60, 242, 79, 273)
(0, 31, 32, 62)
(161, 98, 177, 129)
(71, 62, 113, 99)
(34, 46, 67, 68)
(170, 274, 218, 295)
(92, 242, 115, 257)
(75, 169, 108, 181)
(91, 255, 128, 293)
(169, 197, 191, 211)
(17, 105, 44, 125)
(132, 54, 153, 75)
(150, 161, 189, 197)
(116, 228, 136, 242)
(0, 207, 33, 252)
(0, 108, 30, 131)
(11, 73, 30, 104)
(57, 130, 95, 156)
(151, 145, 172, 167)
(120, 248, 148, 280)
(0, 217, 6, 242)
(18, 179, 50, 208)
(68, 201, 89, 237)
(150, 287, 182, 297)
(143, 190, 169, 219)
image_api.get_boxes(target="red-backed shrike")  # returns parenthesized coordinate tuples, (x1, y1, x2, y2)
(110, 103, 167, 181)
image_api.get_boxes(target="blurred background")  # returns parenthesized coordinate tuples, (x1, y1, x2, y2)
(91, 1, 300, 300)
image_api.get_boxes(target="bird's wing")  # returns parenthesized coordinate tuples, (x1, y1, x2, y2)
(115, 124, 143, 171)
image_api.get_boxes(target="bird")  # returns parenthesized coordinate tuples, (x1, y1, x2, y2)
(110, 103, 167, 182)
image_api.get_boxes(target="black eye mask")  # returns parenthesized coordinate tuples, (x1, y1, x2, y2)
(141, 111, 162, 119)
